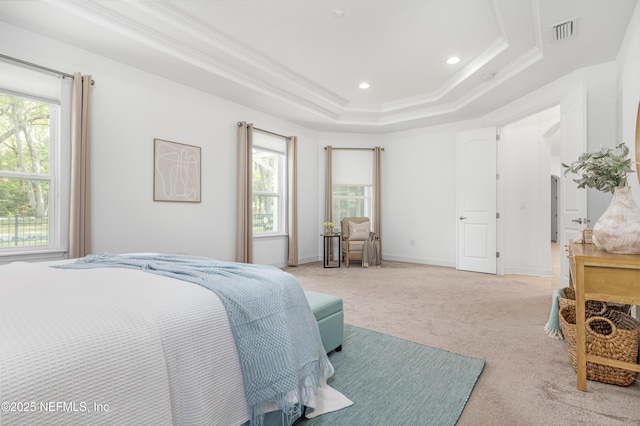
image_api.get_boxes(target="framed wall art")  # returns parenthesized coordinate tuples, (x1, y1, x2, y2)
(153, 138, 201, 202)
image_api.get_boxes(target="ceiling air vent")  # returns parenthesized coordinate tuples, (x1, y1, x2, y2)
(552, 18, 577, 42)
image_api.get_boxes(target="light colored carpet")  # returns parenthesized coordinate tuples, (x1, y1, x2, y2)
(284, 261, 640, 426)
(300, 324, 485, 426)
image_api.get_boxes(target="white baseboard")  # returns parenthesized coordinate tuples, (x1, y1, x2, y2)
(296, 254, 457, 269)
(382, 255, 456, 269)
(503, 266, 553, 276)
(297, 256, 322, 265)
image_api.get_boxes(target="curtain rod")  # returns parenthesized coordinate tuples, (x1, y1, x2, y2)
(0, 53, 95, 86)
(324, 147, 384, 151)
(0, 53, 74, 79)
(237, 122, 289, 139)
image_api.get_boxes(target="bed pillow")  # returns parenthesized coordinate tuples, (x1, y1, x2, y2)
(348, 220, 370, 241)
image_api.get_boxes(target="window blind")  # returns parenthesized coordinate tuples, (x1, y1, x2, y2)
(0, 60, 61, 104)
(332, 150, 373, 184)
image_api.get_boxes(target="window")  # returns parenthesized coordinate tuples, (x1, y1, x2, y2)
(332, 184, 373, 231)
(330, 149, 374, 231)
(252, 133, 286, 235)
(0, 94, 58, 249)
(0, 61, 66, 256)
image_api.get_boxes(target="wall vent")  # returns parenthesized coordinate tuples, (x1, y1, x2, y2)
(552, 18, 577, 42)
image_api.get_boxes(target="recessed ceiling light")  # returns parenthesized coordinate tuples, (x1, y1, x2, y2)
(332, 8, 345, 18)
(359, 82, 370, 89)
(446, 56, 460, 65)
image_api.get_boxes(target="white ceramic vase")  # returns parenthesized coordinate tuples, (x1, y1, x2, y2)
(592, 186, 640, 254)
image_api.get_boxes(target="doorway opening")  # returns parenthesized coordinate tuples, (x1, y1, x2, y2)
(500, 105, 562, 289)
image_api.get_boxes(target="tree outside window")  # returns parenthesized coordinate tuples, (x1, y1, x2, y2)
(252, 145, 285, 234)
(332, 185, 373, 231)
(0, 93, 54, 247)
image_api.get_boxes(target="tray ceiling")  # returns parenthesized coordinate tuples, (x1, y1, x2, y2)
(0, 0, 636, 132)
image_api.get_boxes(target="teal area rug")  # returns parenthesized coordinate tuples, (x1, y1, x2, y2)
(300, 325, 485, 426)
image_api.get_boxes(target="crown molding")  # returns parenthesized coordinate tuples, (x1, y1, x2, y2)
(338, 43, 544, 127)
(370, 35, 509, 113)
(49, 0, 545, 128)
(51, 0, 344, 121)
(129, 1, 350, 110)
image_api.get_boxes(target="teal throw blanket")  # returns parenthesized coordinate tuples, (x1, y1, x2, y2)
(54, 253, 333, 426)
(544, 288, 566, 340)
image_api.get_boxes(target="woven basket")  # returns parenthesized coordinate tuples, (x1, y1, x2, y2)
(557, 287, 631, 315)
(559, 305, 640, 386)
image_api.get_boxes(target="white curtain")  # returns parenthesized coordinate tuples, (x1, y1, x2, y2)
(287, 136, 298, 266)
(69, 73, 93, 259)
(236, 121, 253, 263)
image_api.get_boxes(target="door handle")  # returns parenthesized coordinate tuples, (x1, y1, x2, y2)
(571, 218, 583, 224)
(459, 216, 467, 220)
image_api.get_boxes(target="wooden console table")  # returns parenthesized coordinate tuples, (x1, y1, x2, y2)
(569, 241, 640, 391)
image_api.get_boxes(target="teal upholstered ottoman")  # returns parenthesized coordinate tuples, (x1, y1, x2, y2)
(304, 291, 344, 353)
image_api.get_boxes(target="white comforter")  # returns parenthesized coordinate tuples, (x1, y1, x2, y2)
(0, 259, 251, 425)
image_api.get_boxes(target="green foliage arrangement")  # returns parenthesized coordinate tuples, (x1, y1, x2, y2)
(562, 143, 636, 194)
(323, 222, 334, 228)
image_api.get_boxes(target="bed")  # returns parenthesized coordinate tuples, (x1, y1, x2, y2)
(0, 254, 347, 426)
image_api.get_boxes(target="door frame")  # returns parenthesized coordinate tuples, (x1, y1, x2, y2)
(496, 108, 560, 277)
(491, 87, 586, 278)
(551, 175, 559, 242)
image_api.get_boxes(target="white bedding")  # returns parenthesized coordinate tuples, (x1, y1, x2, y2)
(0, 259, 252, 425)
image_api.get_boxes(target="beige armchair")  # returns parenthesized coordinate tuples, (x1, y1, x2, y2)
(341, 217, 372, 267)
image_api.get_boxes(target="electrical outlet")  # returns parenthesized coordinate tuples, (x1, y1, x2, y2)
(410, 239, 415, 246)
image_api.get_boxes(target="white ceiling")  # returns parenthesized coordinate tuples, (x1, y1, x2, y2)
(0, 0, 637, 133)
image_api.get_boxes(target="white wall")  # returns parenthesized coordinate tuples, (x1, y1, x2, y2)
(3, 3, 637, 270)
(580, 63, 619, 223)
(361, 61, 618, 270)
(482, 62, 618, 229)
(380, 121, 480, 267)
(0, 21, 320, 265)
(319, 60, 622, 270)
(617, 1, 640, 206)
(615, 1, 639, 319)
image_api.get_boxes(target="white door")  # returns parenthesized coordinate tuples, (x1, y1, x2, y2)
(457, 127, 497, 274)
(560, 83, 588, 286)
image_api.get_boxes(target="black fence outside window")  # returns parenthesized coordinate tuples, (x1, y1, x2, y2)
(0, 216, 49, 246)
(1, 214, 276, 246)
(253, 214, 274, 233)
